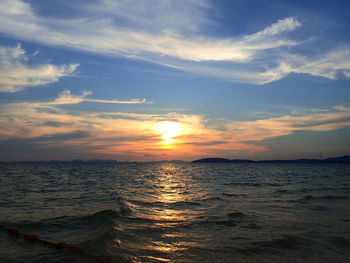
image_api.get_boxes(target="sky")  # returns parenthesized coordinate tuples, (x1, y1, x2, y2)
(0, 0, 350, 161)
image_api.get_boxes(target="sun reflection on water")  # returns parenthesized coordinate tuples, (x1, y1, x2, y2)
(117, 163, 205, 262)
(153, 164, 190, 221)
(145, 163, 198, 257)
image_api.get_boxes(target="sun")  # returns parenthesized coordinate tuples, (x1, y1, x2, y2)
(155, 122, 182, 144)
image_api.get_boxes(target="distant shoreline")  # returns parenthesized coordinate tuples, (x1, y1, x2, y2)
(1, 156, 350, 164)
(191, 156, 350, 164)
(0, 159, 186, 164)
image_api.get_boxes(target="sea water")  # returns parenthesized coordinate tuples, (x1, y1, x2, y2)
(0, 163, 349, 262)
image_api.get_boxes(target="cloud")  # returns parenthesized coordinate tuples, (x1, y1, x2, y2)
(84, 98, 149, 104)
(2, 1, 348, 83)
(184, 140, 227, 146)
(0, 1, 301, 63)
(287, 48, 350, 80)
(0, 44, 78, 92)
(244, 17, 302, 42)
(40, 89, 92, 105)
(227, 107, 350, 142)
(0, 92, 255, 160)
(244, 47, 350, 84)
(79, 0, 211, 34)
(1, 89, 349, 160)
(41, 89, 151, 106)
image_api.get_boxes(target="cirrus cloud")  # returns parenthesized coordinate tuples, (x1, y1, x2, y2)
(1, 0, 349, 84)
(0, 44, 78, 92)
(41, 89, 151, 106)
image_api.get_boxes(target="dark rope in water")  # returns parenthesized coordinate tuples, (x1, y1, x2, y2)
(0, 223, 114, 262)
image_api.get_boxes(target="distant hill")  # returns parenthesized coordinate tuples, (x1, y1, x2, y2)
(2, 159, 187, 164)
(192, 158, 254, 163)
(192, 156, 350, 164)
(13, 159, 119, 164)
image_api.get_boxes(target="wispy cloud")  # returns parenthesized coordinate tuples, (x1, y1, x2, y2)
(0, 44, 78, 92)
(84, 98, 149, 104)
(227, 107, 350, 143)
(283, 48, 350, 80)
(1, 0, 348, 84)
(0, 1, 300, 62)
(78, 0, 212, 34)
(244, 17, 302, 42)
(40, 89, 151, 106)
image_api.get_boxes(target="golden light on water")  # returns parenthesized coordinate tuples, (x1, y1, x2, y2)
(141, 163, 196, 257)
(155, 122, 182, 144)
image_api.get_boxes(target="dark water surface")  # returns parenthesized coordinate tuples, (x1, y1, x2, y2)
(0, 163, 349, 262)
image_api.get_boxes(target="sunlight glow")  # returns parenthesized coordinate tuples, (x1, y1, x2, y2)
(155, 122, 182, 144)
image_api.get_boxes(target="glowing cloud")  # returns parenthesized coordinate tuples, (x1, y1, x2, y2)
(227, 107, 350, 142)
(155, 122, 182, 144)
(1, 90, 349, 161)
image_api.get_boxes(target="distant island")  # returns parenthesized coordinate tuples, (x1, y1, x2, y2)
(2, 156, 350, 164)
(192, 156, 350, 164)
(11, 159, 120, 164)
(1, 159, 187, 164)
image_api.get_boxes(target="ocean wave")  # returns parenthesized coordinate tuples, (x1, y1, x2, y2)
(326, 236, 350, 248)
(2, 163, 350, 262)
(298, 195, 350, 202)
(222, 192, 247, 197)
(227, 212, 246, 219)
(0, 209, 133, 263)
(250, 235, 302, 250)
(229, 182, 262, 187)
(272, 189, 292, 194)
(214, 211, 257, 228)
(2, 209, 121, 237)
(55, 209, 121, 225)
(310, 205, 328, 211)
(184, 211, 253, 228)
(298, 187, 349, 193)
(168, 201, 201, 207)
(116, 201, 133, 216)
(127, 199, 201, 209)
(197, 196, 223, 201)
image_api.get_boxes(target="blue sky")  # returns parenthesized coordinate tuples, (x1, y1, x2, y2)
(0, 0, 349, 161)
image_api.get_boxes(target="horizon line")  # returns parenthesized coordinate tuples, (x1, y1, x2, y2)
(1, 155, 349, 163)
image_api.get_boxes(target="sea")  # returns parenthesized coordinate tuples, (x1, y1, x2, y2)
(0, 162, 349, 263)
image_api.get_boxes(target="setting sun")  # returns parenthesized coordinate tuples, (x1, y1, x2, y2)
(155, 122, 182, 144)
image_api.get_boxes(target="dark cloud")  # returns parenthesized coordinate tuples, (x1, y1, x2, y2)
(144, 153, 168, 157)
(292, 116, 350, 128)
(40, 131, 90, 141)
(41, 121, 67, 127)
(89, 135, 158, 142)
(0, 131, 90, 161)
(184, 141, 227, 146)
